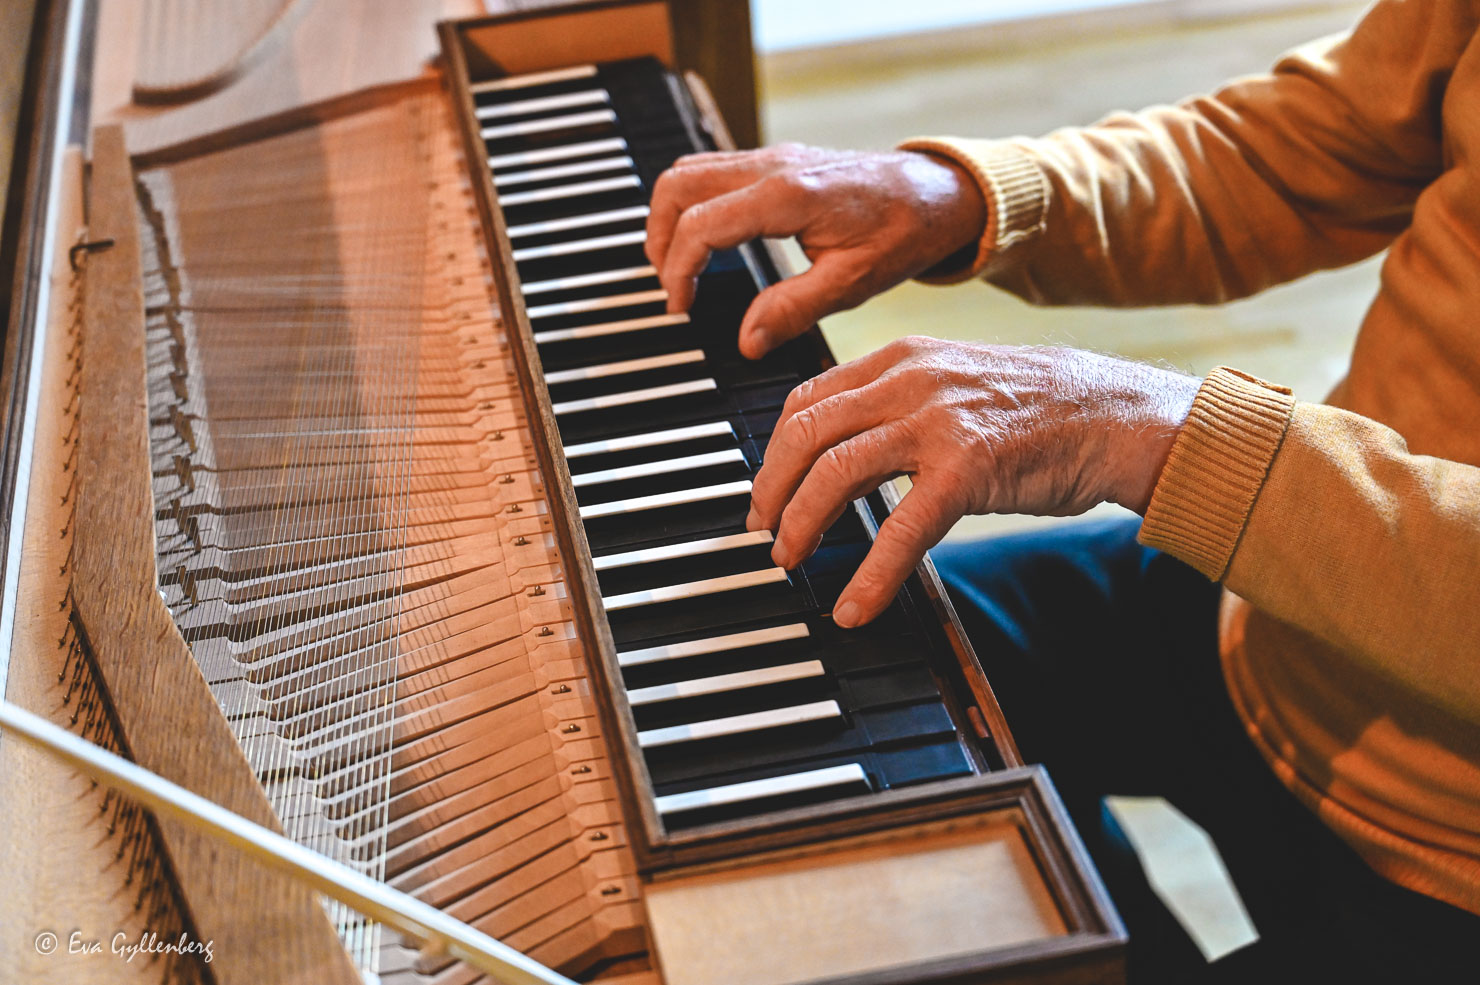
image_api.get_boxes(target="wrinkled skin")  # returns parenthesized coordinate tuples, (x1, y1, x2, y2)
(646, 143, 985, 358)
(646, 145, 1198, 627)
(745, 337, 1198, 626)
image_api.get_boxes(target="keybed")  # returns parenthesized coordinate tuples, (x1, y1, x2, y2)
(470, 57, 980, 831)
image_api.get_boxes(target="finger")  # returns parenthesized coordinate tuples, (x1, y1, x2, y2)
(832, 481, 959, 627)
(733, 251, 855, 357)
(749, 383, 896, 531)
(760, 335, 901, 451)
(658, 175, 817, 312)
(770, 422, 913, 570)
(645, 154, 777, 271)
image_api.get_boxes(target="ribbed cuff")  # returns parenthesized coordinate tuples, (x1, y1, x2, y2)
(896, 137, 1048, 284)
(1139, 366, 1296, 580)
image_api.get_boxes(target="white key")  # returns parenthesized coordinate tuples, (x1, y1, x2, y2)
(603, 567, 788, 613)
(523, 265, 656, 297)
(628, 660, 825, 707)
(507, 205, 650, 240)
(500, 174, 640, 208)
(534, 311, 687, 344)
(618, 623, 810, 668)
(578, 478, 751, 521)
(654, 763, 869, 816)
(481, 108, 616, 142)
(575, 447, 743, 492)
(526, 288, 667, 321)
(512, 229, 646, 262)
(495, 156, 636, 189)
(637, 700, 842, 749)
(547, 350, 703, 386)
(471, 64, 597, 94)
(489, 137, 629, 172)
(564, 420, 733, 460)
(593, 529, 771, 572)
(552, 378, 715, 417)
(475, 89, 609, 121)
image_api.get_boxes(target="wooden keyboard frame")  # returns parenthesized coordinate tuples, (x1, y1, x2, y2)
(440, 7, 1127, 983)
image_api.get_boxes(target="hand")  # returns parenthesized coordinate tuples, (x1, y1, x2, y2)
(748, 337, 1200, 626)
(645, 144, 986, 358)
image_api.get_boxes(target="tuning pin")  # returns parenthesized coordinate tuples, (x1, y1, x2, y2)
(175, 564, 199, 607)
(173, 454, 196, 492)
(169, 406, 196, 452)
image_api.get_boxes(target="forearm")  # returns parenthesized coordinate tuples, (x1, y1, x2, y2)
(1141, 370, 1480, 722)
(905, 0, 1466, 306)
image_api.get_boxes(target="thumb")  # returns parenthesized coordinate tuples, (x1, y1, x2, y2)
(738, 253, 868, 359)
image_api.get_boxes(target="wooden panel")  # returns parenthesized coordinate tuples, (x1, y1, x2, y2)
(670, 0, 759, 148)
(71, 125, 358, 985)
(458, 2, 675, 76)
(645, 813, 1067, 985)
(455, 1, 760, 148)
(0, 147, 202, 985)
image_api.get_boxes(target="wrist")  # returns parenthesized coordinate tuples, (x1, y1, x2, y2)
(895, 137, 1048, 283)
(1106, 365, 1200, 516)
(911, 153, 988, 272)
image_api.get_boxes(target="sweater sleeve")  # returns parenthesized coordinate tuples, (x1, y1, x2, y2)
(1140, 368, 1480, 723)
(900, 0, 1471, 304)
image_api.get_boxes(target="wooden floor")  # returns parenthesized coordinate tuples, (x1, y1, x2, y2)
(759, 1, 1373, 540)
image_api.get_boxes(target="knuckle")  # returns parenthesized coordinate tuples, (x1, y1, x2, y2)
(771, 141, 811, 162)
(887, 501, 943, 549)
(770, 288, 814, 329)
(782, 378, 815, 417)
(759, 170, 804, 202)
(817, 443, 855, 485)
(671, 150, 712, 170)
(785, 405, 822, 452)
(670, 204, 713, 252)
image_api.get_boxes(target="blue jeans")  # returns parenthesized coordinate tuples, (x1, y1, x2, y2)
(931, 517, 1478, 984)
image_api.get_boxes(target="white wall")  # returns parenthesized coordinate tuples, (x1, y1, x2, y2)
(751, 0, 1151, 52)
(751, 0, 1348, 52)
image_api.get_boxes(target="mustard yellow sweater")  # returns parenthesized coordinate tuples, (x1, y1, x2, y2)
(903, 0, 1480, 918)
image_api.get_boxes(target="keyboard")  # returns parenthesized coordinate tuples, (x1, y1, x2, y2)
(467, 59, 995, 832)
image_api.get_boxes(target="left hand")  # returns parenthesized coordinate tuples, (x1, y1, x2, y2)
(748, 337, 1200, 626)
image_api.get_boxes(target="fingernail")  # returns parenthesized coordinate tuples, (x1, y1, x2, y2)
(833, 600, 861, 628)
(745, 508, 761, 531)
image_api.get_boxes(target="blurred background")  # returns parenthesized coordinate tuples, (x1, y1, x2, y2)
(750, 0, 1374, 540)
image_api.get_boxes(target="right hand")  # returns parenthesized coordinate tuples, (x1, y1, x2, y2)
(644, 143, 987, 358)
